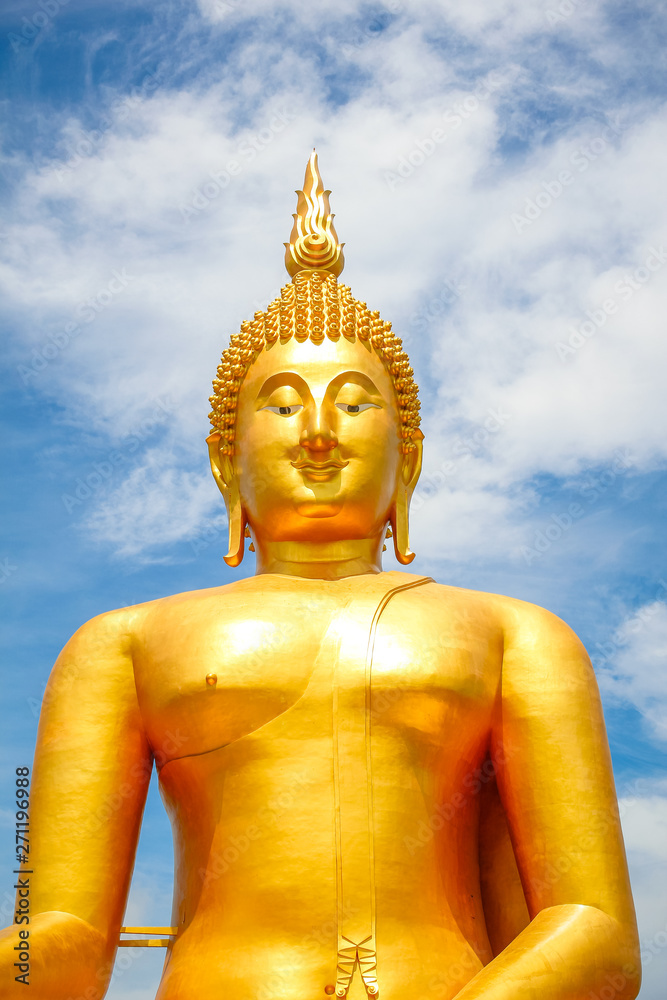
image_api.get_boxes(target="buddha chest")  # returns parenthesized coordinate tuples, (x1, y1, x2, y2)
(134, 572, 501, 767)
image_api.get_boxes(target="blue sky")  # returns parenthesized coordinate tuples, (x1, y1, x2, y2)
(1, 0, 666, 996)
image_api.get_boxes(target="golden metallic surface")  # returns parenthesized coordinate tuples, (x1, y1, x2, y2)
(118, 926, 178, 948)
(118, 939, 173, 948)
(120, 927, 178, 934)
(284, 149, 345, 277)
(0, 156, 640, 1000)
(207, 271, 422, 462)
(208, 150, 420, 466)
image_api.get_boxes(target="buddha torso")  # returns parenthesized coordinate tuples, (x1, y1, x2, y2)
(131, 571, 509, 1000)
(0, 149, 638, 1000)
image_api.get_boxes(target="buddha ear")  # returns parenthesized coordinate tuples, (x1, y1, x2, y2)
(206, 433, 247, 568)
(390, 430, 424, 565)
(401, 428, 424, 490)
(206, 432, 235, 495)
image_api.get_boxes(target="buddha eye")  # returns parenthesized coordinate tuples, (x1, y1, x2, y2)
(262, 404, 303, 416)
(335, 402, 379, 415)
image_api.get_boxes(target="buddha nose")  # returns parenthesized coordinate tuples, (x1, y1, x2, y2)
(300, 405, 338, 452)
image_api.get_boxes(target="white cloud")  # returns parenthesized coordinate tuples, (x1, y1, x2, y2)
(620, 784, 667, 1000)
(82, 451, 224, 560)
(2, 5, 666, 561)
(419, 0, 559, 38)
(598, 600, 667, 743)
(621, 784, 667, 862)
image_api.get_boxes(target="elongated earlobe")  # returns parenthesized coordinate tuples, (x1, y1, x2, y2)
(206, 433, 247, 567)
(389, 430, 424, 565)
(223, 478, 247, 567)
(390, 492, 414, 564)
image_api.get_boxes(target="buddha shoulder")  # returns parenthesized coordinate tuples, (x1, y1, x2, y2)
(49, 587, 228, 668)
(465, 586, 593, 691)
(376, 577, 573, 630)
(405, 580, 591, 675)
(55, 579, 294, 665)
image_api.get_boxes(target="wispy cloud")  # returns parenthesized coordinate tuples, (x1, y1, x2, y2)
(2, 8, 665, 559)
(599, 598, 667, 743)
(619, 781, 667, 998)
(81, 452, 222, 560)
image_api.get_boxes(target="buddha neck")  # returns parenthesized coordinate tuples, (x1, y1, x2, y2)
(253, 537, 385, 580)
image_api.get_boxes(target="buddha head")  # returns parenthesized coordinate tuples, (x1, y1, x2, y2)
(206, 152, 423, 572)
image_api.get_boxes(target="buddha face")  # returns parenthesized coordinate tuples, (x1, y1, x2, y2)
(226, 335, 415, 544)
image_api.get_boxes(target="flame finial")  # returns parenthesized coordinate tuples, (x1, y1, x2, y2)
(284, 150, 345, 278)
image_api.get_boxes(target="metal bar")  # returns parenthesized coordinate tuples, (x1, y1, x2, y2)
(120, 926, 178, 935)
(118, 938, 173, 948)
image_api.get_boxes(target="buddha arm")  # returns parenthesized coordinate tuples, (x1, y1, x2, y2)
(0, 610, 152, 998)
(456, 603, 641, 1000)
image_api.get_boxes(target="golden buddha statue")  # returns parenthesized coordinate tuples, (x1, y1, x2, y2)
(1, 153, 640, 1000)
